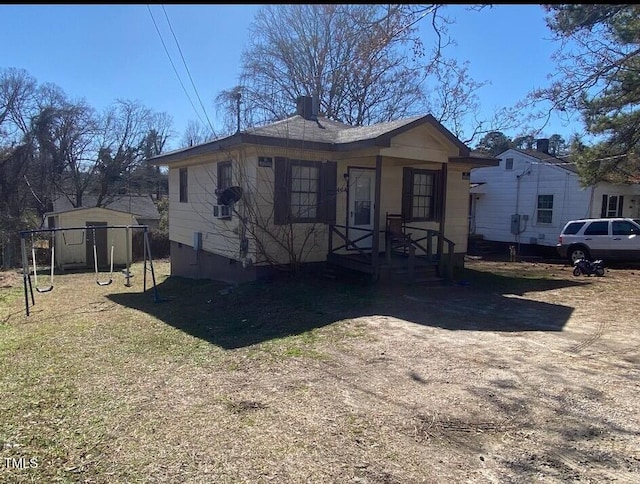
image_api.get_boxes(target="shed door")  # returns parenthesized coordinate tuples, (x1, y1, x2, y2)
(86, 222, 108, 269)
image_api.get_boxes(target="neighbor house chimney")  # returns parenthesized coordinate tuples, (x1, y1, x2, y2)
(536, 138, 549, 154)
(296, 95, 315, 120)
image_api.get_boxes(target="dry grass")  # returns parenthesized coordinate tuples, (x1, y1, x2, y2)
(1, 258, 639, 483)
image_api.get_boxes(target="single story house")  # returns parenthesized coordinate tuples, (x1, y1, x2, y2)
(148, 96, 498, 284)
(469, 139, 640, 251)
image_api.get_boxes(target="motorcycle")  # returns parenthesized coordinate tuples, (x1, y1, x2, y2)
(573, 258, 605, 277)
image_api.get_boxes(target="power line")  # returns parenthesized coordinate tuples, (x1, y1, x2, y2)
(146, 4, 208, 130)
(161, 5, 217, 138)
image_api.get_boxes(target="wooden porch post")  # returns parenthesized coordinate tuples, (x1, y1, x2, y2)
(372, 155, 382, 281)
(438, 162, 448, 276)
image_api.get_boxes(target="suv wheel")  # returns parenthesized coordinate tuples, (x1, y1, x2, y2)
(568, 246, 590, 264)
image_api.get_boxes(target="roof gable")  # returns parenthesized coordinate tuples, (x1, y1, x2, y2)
(497, 148, 578, 174)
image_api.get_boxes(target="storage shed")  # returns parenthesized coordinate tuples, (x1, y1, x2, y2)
(45, 207, 137, 269)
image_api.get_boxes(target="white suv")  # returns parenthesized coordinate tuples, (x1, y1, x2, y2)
(557, 218, 640, 263)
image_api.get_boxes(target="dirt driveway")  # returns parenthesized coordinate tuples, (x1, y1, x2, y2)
(1, 258, 639, 483)
(330, 259, 640, 482)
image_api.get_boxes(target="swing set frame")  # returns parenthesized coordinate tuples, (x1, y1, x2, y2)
(19, 224, 161, 316)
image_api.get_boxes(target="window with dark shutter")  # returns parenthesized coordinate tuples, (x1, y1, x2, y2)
(401, 167, 440, 222)
(273, 157, 337, 225)
(601, 194, 624, 217)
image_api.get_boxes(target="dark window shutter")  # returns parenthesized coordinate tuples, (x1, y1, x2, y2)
(216, 163, 223, 204)
(433, 171, 442, 221)
(274, 157, 290, 225)
(319, 161, 337, 224)
(618, 196, 624, 216)
(601, 195, 607, 218)
(402, 167, 413, 222)
(436, 165, 446, 221)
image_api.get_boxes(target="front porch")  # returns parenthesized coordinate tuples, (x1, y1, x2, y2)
(327, 219, 455, 284)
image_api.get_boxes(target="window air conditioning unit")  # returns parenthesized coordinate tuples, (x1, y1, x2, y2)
(213, 204, 232, 219)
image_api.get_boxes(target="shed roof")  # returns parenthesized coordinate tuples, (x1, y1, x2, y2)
(50, 195, 160, 219)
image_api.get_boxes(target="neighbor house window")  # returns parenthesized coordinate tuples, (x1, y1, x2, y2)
(273, 157, 337, 225)
(402, 168, 440, 222)
(601, 194, 623, 217)
(536, 195, 553, 224)
(505, 158, 514, 170)
(179, 167, 188, 203)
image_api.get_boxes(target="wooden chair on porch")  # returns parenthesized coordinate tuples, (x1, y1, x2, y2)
(385, 213, 413, 263)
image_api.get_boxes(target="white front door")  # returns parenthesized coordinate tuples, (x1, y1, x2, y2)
(348, 168, 375, 250)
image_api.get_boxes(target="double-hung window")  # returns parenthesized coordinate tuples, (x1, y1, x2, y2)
(402, 168, 440, 222)
(290, 161, 319, 221)
(536, 195, 553, 224)
(273, 157, 337, 225)
(217, 161, 232, 196)
(214, 161, 233, 219)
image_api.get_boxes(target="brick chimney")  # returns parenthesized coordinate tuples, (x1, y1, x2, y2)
(536, 138, 549, 154)
(296, 95, 316, 120)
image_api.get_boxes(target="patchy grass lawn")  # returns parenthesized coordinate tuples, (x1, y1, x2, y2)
(1, 258, 639, 482)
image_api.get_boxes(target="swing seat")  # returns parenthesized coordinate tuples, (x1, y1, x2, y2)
(92, 235, 114, 287)
(32, 243, 55, 294)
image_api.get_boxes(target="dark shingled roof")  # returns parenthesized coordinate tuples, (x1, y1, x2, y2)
(518, 149, 578, 173)
(147, 112, 479, 165)
(245, 115, 351, 144)
(51, 195, 160, 219)
(246, 114, 428, 144)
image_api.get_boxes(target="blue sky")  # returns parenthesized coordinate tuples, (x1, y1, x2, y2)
(2, 4, 581, 151)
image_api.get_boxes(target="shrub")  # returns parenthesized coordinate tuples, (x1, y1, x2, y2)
(132, 229, 170, 261)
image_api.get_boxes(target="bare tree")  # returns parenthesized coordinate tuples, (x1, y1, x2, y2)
(94, 100, 173, 206)
(0, 68, 42, 267)
(223, 5, 437, 129)
(32, 98, 101, 208)
(180, 119, 216, 148)
(213, 4, 514, 146)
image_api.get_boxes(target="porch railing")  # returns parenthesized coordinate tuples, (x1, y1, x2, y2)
(328, 223, 455, 282)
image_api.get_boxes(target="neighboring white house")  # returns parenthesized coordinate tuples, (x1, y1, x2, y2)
(470, 139, 640, 249)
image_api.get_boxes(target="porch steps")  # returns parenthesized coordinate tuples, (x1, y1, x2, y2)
(380, 254, 446, 286)
(383, 267, 445, 286)
(325, 252, 448, 286)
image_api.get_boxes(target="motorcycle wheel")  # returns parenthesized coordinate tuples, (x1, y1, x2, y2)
(595, 267, 605, 277)
(573, 267, 581, 277)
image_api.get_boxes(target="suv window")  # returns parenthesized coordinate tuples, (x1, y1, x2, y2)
(584, 221, 609, 235)
(563, 221, 586, 235)
(612, 220, 640, 236)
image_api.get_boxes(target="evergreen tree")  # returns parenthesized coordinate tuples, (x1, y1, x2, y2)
(537, 5, 640, 185)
